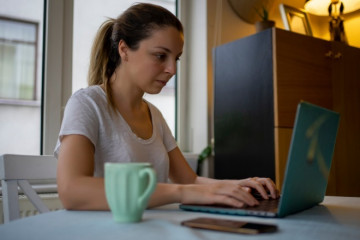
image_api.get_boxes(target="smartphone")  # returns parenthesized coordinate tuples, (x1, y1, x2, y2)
(181, 217, 277, 234)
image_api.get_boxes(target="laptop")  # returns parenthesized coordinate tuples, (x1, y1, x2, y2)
(180, 101, 340, 218)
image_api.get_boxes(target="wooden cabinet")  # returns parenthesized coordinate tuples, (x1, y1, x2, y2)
(213, 28, 360, 196)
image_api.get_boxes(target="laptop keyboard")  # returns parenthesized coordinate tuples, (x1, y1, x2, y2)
(204, 193, 279, 212)
(245, 193, 279, 212)
(179, 192, 280, 217)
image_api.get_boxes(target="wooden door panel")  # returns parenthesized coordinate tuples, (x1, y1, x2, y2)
(273, 29, 333, 128)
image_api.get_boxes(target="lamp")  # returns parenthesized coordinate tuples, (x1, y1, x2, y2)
(304, 0, 360, 43)
(305, 0, 360, 15)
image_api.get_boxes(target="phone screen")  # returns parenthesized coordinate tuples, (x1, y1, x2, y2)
(181, 217, 277, 234)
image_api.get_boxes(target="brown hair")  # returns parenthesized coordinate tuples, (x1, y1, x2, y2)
(88, 3, 183, 111)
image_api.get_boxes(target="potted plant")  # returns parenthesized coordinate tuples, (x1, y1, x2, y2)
(196, 145, 212, 175)
(255, 5, 275, 32)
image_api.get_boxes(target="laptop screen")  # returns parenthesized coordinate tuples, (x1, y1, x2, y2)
(278, 102, 340, 217)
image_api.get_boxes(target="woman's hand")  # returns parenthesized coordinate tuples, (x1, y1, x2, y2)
(178, 176, 280, 209)
(237, 177, 279, 200)
(179, 181, 261, 208)
(164, 148, 279, 209)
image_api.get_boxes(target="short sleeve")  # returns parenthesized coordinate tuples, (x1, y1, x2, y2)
(55, 92, 99, 155)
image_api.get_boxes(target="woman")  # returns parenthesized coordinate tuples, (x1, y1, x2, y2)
(55, 3, 278, 210)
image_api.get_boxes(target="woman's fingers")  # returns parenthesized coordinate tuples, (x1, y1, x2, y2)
(240, 178, 269, 199)
(239, 177, 279, 199)
(180, 178, 279, 209)
(181, 183, 259, 208)
(257, 178, 279, 199)
(211, 194, 246, 208)
(217, 185, 259, 206)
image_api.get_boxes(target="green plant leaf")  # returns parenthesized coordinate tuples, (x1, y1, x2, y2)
(197, 146, 212, 163)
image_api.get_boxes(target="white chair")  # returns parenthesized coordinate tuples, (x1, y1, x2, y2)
(0, 154, 57, 223)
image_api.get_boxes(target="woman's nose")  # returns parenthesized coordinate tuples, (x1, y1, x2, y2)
(165, 59, 177, 75)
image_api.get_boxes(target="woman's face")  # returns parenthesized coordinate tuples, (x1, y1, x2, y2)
(124, 26, 184, 94)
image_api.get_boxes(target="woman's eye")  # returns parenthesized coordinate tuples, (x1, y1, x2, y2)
(155, 54, 166, 60)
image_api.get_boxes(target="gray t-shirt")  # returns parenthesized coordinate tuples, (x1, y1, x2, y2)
(54, 85, 177, 182)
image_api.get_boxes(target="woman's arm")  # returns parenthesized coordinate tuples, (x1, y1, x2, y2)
(149, 147, 279, 209)
(56, 135, 197, 210)
(57, 136, 278, 210)
(57, 134, 109, 210)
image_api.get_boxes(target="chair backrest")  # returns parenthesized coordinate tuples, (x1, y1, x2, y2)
(0, 154, 57, 223)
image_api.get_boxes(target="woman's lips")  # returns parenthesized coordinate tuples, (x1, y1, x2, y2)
(156, 80, 167, 86)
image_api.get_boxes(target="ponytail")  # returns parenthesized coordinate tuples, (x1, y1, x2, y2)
(88, 19, 119, 110)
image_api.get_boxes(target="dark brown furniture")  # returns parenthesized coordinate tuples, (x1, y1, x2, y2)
(213, 28, 360, 196)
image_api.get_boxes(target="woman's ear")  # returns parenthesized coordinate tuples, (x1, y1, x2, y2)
(118, 40, 128, 61)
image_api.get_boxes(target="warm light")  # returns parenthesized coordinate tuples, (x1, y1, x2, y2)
(305, 0, 360, 16)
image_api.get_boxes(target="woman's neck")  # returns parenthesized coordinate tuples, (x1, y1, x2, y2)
(109, 69, 145, 112)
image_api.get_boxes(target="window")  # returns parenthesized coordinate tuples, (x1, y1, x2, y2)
(0, 17, 38, 101)
(0, 0, 44, 155)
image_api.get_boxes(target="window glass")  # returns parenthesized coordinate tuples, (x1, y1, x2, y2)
(0, 0, 44, 155)
(73, 0, 177, 135)
(0, 18, 37, 100)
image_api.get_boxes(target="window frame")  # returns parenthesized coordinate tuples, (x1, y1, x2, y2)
(0, 16, 39, 103)
(42, 0, 73, 155)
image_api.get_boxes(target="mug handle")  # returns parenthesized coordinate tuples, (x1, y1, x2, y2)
(138, 168, 156, 208)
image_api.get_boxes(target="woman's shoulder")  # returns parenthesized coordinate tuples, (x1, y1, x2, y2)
(72, 85, 105, 98)
(144, 99, 161, 116)
(66, 85, 107, 110)
(70, 85, 105, 103)
(143, 99, 167, 126)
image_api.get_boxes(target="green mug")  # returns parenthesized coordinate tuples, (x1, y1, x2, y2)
(104, 162, 156, 223)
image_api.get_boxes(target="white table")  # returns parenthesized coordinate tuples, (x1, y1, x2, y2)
(1, 196, 360, 240)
